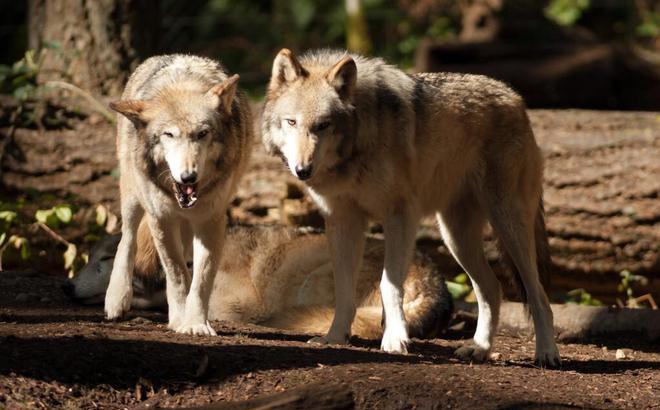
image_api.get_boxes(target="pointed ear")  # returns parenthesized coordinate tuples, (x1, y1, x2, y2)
(327, 56, 357, 101)
(270, 48, 307, 88)
(208, 74, 239, 116)
(109, 100, 150, 125)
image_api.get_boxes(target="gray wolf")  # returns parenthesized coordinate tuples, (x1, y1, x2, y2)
(105, 54, 253, 335)
(64, 221, 453, 340)
(261, 48, 559, 366)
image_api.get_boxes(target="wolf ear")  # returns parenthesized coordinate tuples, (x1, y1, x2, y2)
(270, 48, 307, 88)
(327, 56, 357, 101)
(109, 100, 150, 126)
(208, 74, 240, 116)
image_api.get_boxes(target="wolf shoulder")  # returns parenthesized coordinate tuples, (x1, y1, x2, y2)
(413, 71, 527, 113)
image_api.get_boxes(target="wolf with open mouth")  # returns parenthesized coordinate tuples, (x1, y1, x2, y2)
(104, 54, 253, 336)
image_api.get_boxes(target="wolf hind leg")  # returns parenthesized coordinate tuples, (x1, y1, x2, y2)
(105, 196, 143, 320)
(487, 200, 560, 367)
(437, 198, 501, 362)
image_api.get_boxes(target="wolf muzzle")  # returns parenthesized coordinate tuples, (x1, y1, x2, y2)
(294, 164, 313, 181)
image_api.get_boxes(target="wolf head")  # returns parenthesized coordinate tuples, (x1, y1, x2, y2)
(110, 75, 240, 209)
(262, 49, 357, 182)
(62, 234, 121, 304)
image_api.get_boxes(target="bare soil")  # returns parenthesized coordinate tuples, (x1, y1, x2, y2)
(1, 270, 659, 409)
(1, 106, 659, 408)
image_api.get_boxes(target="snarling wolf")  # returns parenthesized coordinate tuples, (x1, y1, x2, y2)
(64, 222, 453, 340)
(261, 48, 559, 366)
(105, 54, 253, 335)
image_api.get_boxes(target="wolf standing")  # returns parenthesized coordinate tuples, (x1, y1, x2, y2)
(105, 54, 253, 335)
(262, 48, 560, 366)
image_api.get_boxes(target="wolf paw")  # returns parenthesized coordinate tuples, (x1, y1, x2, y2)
(307, 333, 349, 346)
(454, 342, 491, 362)
(104, 287, 132, 320)
(176, 321, 217, 336)
(381, 326, 409, 354)
(535, 346, 561, 368)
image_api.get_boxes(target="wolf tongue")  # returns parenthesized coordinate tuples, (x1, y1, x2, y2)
(185, 185, 194, 195)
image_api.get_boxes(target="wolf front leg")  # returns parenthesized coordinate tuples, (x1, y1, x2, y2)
(179, 214, 227, 336)
(308, 208, 367, 346)
(146, 216, 190, 331)
(380, 208, 419, 353)
(105, 195, 143, 320)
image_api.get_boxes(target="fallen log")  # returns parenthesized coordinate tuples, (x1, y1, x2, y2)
(456, 301, 660, 342)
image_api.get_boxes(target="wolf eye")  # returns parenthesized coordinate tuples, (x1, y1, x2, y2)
(315, 121, 331, 131)
(197, 129, 209, 140)
(286, 119, 297, 126)
(162, 131, 174, 138)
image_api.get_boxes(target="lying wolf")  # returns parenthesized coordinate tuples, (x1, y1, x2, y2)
(64, 222, 453, 340)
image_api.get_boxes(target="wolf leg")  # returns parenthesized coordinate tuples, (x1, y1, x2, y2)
(487, 202, 560, 367)
(380, 209, 418, 353)
(146, 216, 189, 331)
(178, 214, 227, 336)
(437, 201, 501, 362)
(309, 208, 367, 346)
(105, 196, 143, 320)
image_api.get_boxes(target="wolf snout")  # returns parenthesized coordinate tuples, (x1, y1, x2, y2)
(294, 164, 313, 180)
(180, 170, 198, 184)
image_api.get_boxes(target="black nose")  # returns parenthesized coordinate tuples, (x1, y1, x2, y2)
(180, 171, 197, 184)
(294, 164, 313, 180)
(61, 280, 75, 298)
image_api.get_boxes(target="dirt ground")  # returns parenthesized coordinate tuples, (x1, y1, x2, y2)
(1, 104, 659, 408)
(0, 270, 658, 409)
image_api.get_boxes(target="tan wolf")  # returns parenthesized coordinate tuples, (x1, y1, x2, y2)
(105, 54, 253, 336)
(64, 221, 453, 340)
(261, 48, 559, 366)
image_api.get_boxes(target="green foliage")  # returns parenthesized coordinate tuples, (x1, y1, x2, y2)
(35, 204, 74, 229)
(618, 270, 648, 300)
(0, 202, 29, 269)
(446, 272, 473, 301)
(564, 288, 602, 306)
(636, 10, 660, 38)
(0, 48, 53, 102)
(545, 0, 591, 27)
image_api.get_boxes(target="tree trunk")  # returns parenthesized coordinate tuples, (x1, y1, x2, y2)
(28, 0, 159, 97)
(345, 0, 372, 55)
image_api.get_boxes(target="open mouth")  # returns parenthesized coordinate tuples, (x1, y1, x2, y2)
(173, 181, 199, 209)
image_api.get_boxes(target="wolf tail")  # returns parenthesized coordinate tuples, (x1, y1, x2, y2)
(268, 261, 453, 340)
(497, 199, 552, 306)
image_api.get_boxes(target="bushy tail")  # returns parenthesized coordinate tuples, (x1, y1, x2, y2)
(497, 199, 552, 306)
(266, 262, 454, 340)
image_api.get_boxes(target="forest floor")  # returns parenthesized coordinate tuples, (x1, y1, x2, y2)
(0, 270, 658, 409)
(0, 107, 659, 408)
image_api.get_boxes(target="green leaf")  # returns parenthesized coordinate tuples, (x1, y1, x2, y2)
(35, 208, 60, 228)
(0, 232, 6, 246)
(95, 204, 107, 227)
(35, 209, 52, 224)
(0, 210, 17, 223)
(20, 238, 29, 260)
(63, 243, 77, 269)
(13, 84, 35, 101)
(54, 205, 73, 224)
